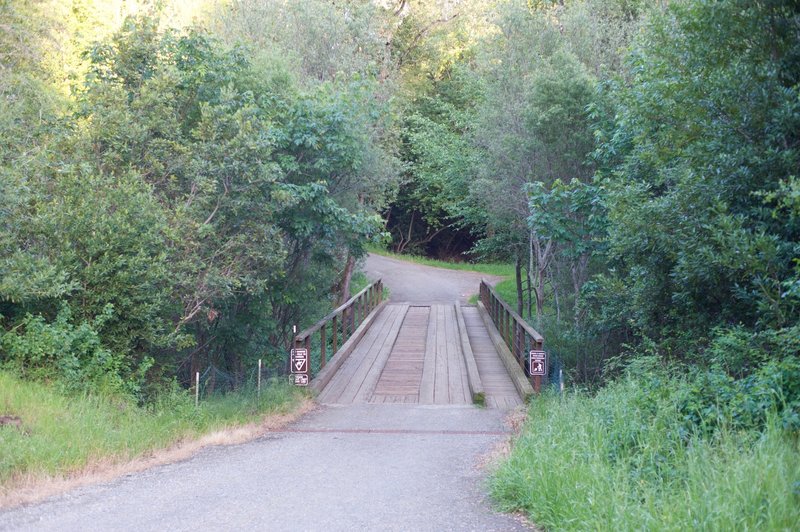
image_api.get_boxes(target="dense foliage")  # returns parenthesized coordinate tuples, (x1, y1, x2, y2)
(590, 0, 799, 361)
(1, 2, 398, 397)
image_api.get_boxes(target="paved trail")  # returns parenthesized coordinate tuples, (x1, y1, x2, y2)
(1, 256, 525, 532)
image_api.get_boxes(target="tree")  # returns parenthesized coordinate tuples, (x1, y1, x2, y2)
(594, 0, 800, 356)
(1, 13, 399, 394)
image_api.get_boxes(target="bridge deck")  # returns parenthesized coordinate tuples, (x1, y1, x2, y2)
(318, 303, 522, 408)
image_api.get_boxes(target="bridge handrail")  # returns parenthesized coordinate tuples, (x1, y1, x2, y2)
(479, 279, 545, 390)
(294, 279, 384, 376)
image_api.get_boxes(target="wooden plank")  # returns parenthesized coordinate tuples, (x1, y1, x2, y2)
(373, 306, 427, 398)
(444, 305, 468, 404)
(476, 302, 534, 401)
(317, 304, 400, 403)
(462, 306, 523, 408)
(355, 304, 411, 402)
(455, 306, 472, 404)
(312, 300, 389, 395)
(338, 304, 408, 404)
(317, 306, 396, 403)
(419, 304, 437, 404)
(454, 303, 485, 405)
(433, 305, 449, 404)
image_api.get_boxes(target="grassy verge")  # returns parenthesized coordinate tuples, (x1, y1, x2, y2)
(0, 371, 306, 492)
(484, 279, 518, 306)
(491, 377, 800, 530)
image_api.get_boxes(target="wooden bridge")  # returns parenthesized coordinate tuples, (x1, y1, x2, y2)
(294, 280, 544, 409)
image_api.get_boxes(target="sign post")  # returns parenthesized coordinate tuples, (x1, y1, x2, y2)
(529, 350, 546, 393)
(290, 347, 309, 386)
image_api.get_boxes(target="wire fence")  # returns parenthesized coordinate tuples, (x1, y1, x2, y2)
(545, 349, 565, 393)
(190, 360, 286, 405)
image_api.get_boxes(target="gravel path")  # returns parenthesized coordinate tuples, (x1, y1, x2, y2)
(0, 255, 527, 532)
(363, 254, 502, 304)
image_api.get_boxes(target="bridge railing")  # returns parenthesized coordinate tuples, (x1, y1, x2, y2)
(294, 279, 384, 378)
(479, 279, 545, 391)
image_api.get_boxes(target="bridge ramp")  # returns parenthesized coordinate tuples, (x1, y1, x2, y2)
(318, 303, 522, 408)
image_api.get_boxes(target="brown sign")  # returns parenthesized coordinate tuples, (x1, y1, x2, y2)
(290, 348, 309, 374)
(291, 374, 309, 386)
(529, 350, 547, 376)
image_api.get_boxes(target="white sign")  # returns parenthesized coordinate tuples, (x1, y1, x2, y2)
(292, 374, 309, 386)
(529, 350, 547, 376)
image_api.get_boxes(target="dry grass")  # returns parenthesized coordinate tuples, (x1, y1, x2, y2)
(476, 404, 528, 472)
(474, 405, 538, 531)
(0, 398, 315, 509)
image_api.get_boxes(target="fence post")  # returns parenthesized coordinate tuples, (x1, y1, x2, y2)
(195, 371, 200, 407)
(320, 324, 327, 369)
(332, 315, 338, 354)
(257, 358, 262, 397)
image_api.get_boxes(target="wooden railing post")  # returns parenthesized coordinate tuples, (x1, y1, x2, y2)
(332, 315, 338, 354)
(361, 291, 367, 325)
(320, 324, 327, 369)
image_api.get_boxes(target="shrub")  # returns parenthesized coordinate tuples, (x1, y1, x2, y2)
(0, 304, 151, 397)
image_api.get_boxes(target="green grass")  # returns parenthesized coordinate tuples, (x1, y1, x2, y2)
(491, 382, 800, 531)
(0, 371, 305, 487)
(485, 279, 517, 305)
(349, 271, 371, 296)
(366, 244, 514, 278)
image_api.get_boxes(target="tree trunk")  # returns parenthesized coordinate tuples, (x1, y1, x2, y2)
(571, 252, 590, 327)
(527, 235, 534, 319)
(552, 265, 561, 323)
(338, 254, 356, 306)
(515, 255, 524, 318)
(530, 230, 552, 329)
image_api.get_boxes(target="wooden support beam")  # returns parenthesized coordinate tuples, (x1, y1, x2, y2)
(454, 302, 485, 406)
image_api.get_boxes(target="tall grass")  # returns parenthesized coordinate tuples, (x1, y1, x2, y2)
(0, 372, 304, 486)
(491, 378, 800, 530)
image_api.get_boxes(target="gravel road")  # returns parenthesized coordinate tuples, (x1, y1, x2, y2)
(1, 405, 527, 532)
(0, 255, 527, 532)
(362, 254, 502, 304)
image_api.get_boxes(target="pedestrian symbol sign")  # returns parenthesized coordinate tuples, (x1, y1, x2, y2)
(529, 350, 546, 376)
(291, 348, 308, 374)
